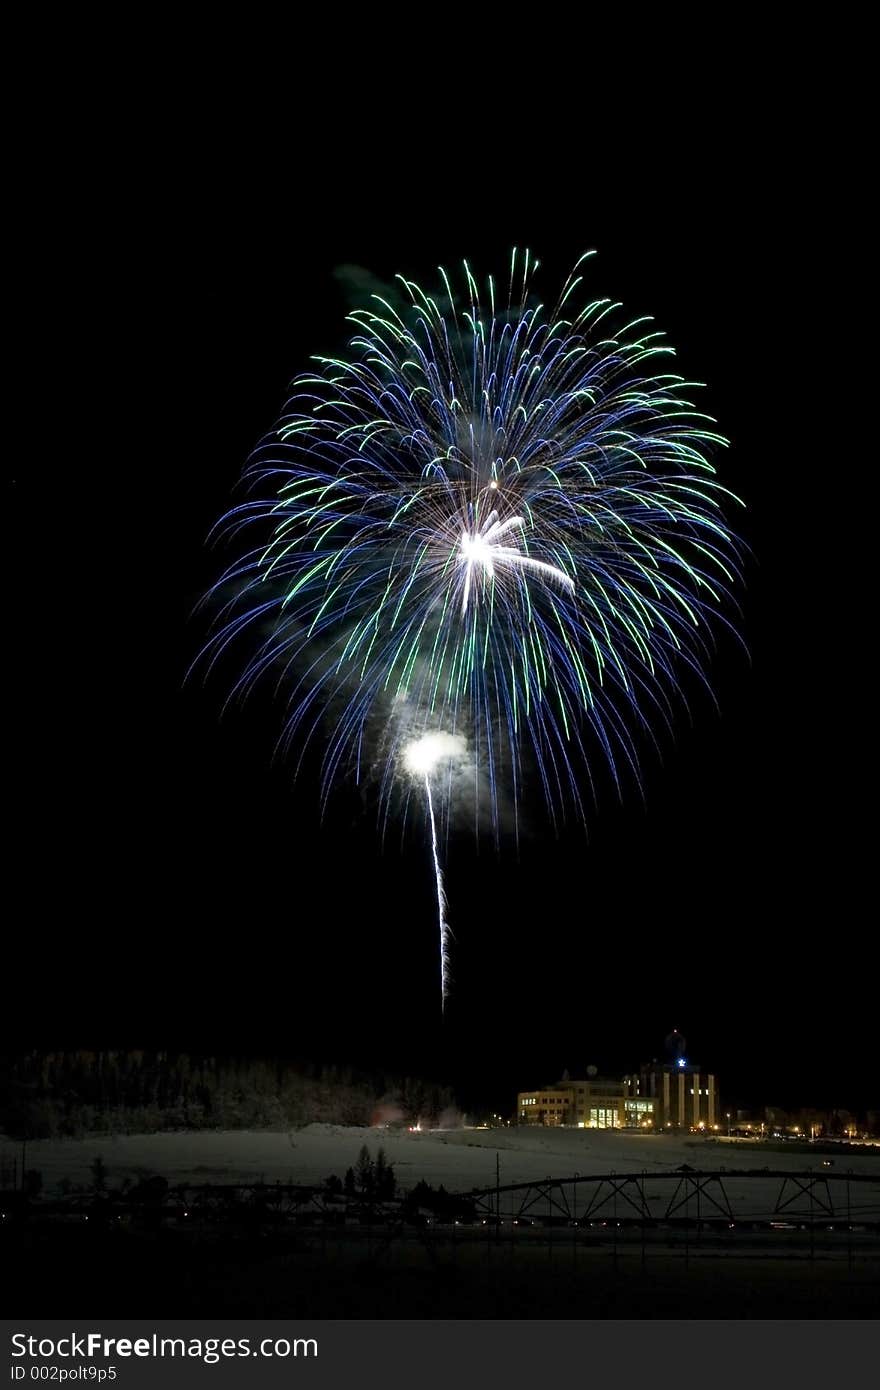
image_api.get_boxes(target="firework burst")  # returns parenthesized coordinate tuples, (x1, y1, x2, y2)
(197, 250, 743, 1006)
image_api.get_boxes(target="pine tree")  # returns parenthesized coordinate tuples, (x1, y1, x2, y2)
(375, 1148, 395, 1200)
(355, 1144, 374, 1197)
(90, 1156, 107, 1193)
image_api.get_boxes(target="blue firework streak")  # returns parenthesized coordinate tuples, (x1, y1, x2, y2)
(197, 250, 743, 1004)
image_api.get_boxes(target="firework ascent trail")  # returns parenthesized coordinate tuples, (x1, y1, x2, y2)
(424, 773, 450, 1011)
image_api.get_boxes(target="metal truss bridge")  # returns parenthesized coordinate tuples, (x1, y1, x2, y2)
(457, 1167, 880, 1228)
(2, 1168, 879, 1233)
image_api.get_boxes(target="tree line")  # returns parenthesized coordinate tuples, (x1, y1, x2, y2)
(0, 1052, 458, 1139)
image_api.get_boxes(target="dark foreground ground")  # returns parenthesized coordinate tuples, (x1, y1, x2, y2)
(4, 1226, 878, 1317)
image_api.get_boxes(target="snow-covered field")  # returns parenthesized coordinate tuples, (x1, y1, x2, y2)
(7, 1125, 879, 1199)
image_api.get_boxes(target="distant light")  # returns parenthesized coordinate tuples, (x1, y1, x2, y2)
(677, 1058, 686, 1068)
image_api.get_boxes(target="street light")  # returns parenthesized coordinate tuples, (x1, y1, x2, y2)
(726, 1111, 731, 1138)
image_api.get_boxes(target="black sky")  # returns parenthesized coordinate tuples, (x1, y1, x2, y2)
(11, 117, 869, 1116)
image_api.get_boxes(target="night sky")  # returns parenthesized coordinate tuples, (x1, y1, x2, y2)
(11, 145, 868, 1116)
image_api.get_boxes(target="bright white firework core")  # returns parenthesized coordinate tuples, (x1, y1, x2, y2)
(403, 731, 465, 778)
(460, 531, 494, 571)
(457, 509, 575, 615)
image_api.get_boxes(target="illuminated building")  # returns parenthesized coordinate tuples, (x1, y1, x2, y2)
(638, 1030, 718, 1130)
(517, 1075, 657, 1129)
(517, 1032, 718, 1130)
(636, 1062, 718, 1130)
